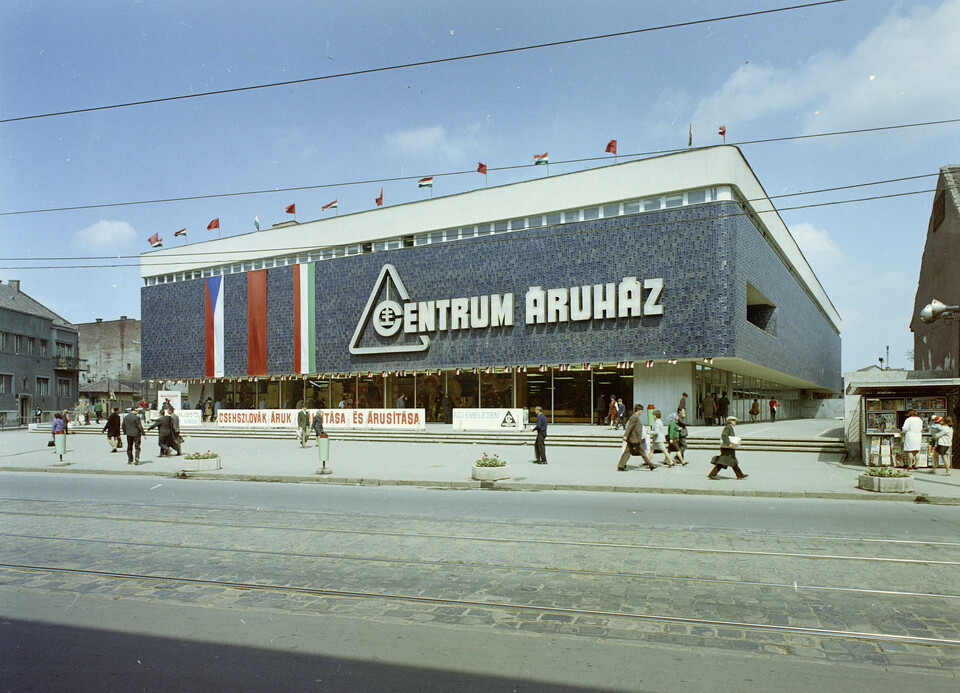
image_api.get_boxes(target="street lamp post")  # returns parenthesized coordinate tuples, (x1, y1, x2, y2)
(920, 299, 960, 378)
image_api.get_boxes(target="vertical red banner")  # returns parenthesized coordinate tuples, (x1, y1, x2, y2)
(204, 281, 215, 377)
(292, 267, 302, 374)
(247, 270, 268, 376)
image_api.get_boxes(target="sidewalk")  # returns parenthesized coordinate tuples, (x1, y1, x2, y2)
(2, 425, 958, 504)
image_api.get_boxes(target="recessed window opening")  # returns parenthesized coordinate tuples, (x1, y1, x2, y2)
(746, 283, 777, 335)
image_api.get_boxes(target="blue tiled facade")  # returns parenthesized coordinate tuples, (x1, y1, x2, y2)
(141, 201, 840, 391)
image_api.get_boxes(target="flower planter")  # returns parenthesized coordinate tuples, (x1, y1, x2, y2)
(858, 473, 914, 493)
(181, 455, 221, 472)
(472, 464, 510, 481)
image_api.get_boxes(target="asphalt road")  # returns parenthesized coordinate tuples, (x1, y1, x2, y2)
(2, 474, 959, 691)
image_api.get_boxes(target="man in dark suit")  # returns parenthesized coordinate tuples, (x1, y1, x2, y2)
(532, 406, 548, 464)
(122, 408, 146, 465)
(618, 404, 656, 471)
(147, 410, 176, 456)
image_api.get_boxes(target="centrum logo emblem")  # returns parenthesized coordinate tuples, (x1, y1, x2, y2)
(373, 300, 404, 337)
(349, 264, 430, 355)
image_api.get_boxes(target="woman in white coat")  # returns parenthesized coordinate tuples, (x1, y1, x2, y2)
(900, 409, 924, 470)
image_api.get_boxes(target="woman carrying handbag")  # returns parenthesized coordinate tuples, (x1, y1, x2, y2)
(708, 416, 748, 480)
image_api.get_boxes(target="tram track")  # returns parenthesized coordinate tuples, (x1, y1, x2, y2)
(2, 561, 958, 650)
(3, 530, 958, 600)
(2, 508, 958, 566)
(5, 495, 960, 549)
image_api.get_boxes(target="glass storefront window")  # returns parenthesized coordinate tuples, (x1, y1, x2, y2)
(552, 368, 592, 422)
(480, 371, 513, 408)
(448, 371, 479, 408)
(417, 372, 446, 421)
(358, 375, 384, 409)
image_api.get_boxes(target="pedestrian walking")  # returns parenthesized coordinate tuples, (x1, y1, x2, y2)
(708, 416, 748, 479)
(617, 404, 655, 471)
(147, 410, 177, 456)
(769, 398, 779, 422)
(297, 402, 311, 447)
(929, 415, 953, 475)
(122, 408, 146, 464)
(532, 405, 548, 464)
(701, 394, 716, 426)
(651, 410, 677, 466)
(717, 391, 730, 425)
(616, 398, 626, 429)
(441, 392, 453, 424)
(677, 392, 688, 417)
(51, 413, 67, 464)
(667, 412, 688, 465)
(169, 406, 182, 455)
(103, 406, 122, 452)
(94, 400, 103, 424)
(749, 398, 760, 423)
(596, 394, 606, 426)
(900, 409, 923, 470)
(310, 408, 325, 445)
(607, 396, 619, 430)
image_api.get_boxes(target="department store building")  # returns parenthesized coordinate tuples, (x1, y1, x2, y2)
(140, 146, 841, 423)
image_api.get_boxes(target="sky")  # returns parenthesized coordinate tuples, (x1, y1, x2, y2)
(2, 0, 959, 375)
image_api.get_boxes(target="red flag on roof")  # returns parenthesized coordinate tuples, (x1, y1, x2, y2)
(207, 218, 220, 230)
(605, 139, 617, 154)
(286, 204, 296, 214)
(477, 162, 487, 175)
(375, 188, 383, 207)
(718, 125, 726, 137)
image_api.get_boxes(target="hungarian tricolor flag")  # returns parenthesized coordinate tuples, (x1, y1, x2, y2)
(605, 140, 617, 154)
(286, 204, 296, 214)
(375, 188, 383, 207)
(207, 218, 220, 230)
(174, 228, 186, 237)
(477, 162, 487, 175)
(322, 200, 337, 211)
(534, 152, 549, 165)
(148, 233, 162, 248)
(718, 125, 726, 137)
(418, 177, 433, 188)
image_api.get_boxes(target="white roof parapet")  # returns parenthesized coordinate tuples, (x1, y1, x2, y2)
(141, 146, 840, 332)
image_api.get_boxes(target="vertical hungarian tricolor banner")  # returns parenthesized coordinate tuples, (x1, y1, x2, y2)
(292, 263, 316, 374)
(247, 270, 268, 376)
(204, 276, 224, 378)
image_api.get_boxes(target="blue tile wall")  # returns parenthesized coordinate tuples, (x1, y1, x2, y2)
(141, 201, 841, 390)
(141, 280, 204, 379)
(268, 265, 293, 374)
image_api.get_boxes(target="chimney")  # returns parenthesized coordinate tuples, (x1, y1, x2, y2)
(120, 315, 127, 321)
(8, 280, 20, 292)
(96, 318, 103, 323)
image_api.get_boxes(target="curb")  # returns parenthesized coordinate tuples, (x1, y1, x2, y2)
(3, 465, 958, 505)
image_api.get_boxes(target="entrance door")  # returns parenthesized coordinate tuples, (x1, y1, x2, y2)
(19, 396, 30, 427)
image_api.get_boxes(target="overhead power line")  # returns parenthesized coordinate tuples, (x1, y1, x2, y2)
(2, 116, 957, 217)
(0, 185, 940, 271)
(0, 0, 849, 124)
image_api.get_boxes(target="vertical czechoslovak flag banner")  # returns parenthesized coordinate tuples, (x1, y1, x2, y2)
(204, 276, 224, 378)
(292, 263, 316, 374)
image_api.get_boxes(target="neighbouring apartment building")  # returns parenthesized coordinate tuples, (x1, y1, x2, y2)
(0, 279, 81, 426)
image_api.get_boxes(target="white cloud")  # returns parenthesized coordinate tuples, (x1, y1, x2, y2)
(790, 222, 844, 271)
(385, 124, 479, 164)
(73, 220, 136, 251)
(692, 0, 960, 136)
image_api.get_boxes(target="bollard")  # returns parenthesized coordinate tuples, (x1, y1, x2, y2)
(316, 433, 332, 474)
(646, 403, 656, 426)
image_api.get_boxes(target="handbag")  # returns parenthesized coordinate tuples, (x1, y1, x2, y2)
(627, 442, 642, 456)
(727, 435, 741, 449)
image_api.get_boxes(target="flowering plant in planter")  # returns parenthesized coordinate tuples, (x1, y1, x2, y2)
(475, 452, 507, 467)
(865, 466, 911, 477)
(184, 450, 220, 460)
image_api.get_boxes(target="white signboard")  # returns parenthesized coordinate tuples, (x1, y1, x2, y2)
(157, 390, 182, 411)
(177, 410, 203, 427)
(453, 408, 525, 432)
(215, 408, 427, 431)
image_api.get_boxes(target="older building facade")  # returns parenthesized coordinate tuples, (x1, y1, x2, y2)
(0, 280, 80, 426)
(141, 147, 841, 422)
